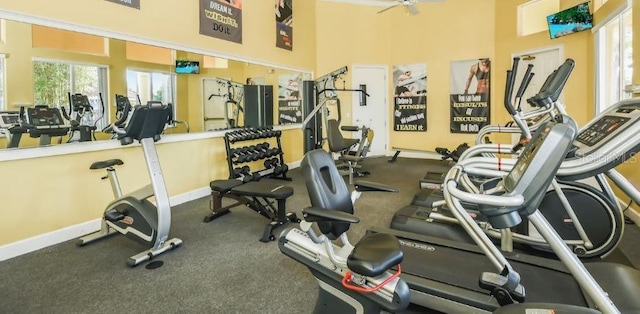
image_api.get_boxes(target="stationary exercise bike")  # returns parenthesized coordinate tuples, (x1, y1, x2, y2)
(77, 101, 183, 266)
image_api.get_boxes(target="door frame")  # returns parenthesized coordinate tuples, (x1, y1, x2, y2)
(351, 64, 389, 157)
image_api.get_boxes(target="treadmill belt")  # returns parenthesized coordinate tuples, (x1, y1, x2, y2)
(396, 236, 587, 306)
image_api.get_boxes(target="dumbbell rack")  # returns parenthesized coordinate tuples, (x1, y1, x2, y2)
(224, 127, 291, 182)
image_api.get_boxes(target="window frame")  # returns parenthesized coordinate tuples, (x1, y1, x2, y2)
(125, 67, 177, 120)
(31, 57, 109, 129)
(0, 54, 6, 110)
(594, 5, 633, 113)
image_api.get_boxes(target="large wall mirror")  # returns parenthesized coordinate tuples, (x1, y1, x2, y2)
(0, 19, 311, 150)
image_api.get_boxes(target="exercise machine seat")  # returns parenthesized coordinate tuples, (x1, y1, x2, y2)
(90, 159, 124, 170)
(327, 119, 359, 153)
(347, 232, 404, 277)
(210, 179, 244, 194)
(586, 263, 640, 313)
(232, 181, 294, 200)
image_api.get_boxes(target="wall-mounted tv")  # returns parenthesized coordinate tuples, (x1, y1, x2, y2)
(547, 2, 593, 39)
(175, 60, 200, 74)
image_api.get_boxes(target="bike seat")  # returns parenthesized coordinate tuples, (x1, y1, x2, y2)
(347, 232, 403, 277)
(89, 159, 124, 170)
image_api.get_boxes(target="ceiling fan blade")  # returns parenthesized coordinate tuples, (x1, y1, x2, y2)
(406, 4, 419, 15)
(377, 4, 399, 14)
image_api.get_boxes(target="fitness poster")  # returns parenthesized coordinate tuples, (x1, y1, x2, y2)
(449, 58, 491, 133)
(275, 0, 293, 50)
(199, 0, 243, 44)
(393, 63, 427, 132)
(277, 74, 302, 124)
(105, 0, 140, 9)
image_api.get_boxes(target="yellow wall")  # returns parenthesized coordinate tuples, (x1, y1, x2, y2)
(0, 0, 316, 71)
(1, 0, 639, 247)
(315, 0, 495, 152)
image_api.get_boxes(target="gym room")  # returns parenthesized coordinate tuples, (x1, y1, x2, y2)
(0, 0, 638, 312)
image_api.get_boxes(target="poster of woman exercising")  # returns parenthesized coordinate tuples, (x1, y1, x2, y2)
(449, 58, 491, 133)
(392, 63, 427, 132)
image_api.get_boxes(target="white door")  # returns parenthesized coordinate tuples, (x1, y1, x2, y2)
(203, 77, 230, 131)
(351, 65, 388, 156)
(512, 48, 562, 113)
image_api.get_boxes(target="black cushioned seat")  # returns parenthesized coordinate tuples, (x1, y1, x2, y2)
(347, 232, 404, 277)
(210, 179, 244, 193)
(232, 181, 293, 199)
(89, 159, 124, 170)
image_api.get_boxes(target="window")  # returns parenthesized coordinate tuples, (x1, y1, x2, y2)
(518, 0, 559, 36)
(32, 59, 109, 129)
(126, 69, 176, 119)
(0, 54, 5, 110)
(595, 7, 633, 112)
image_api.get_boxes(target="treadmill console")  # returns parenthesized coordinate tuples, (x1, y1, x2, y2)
(27, 107, 65, 127)
(0, 111, 20, 127)
(572, 100, 640, 157)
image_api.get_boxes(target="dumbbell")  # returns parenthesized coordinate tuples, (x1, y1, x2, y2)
(264, 158, 278, 169)
(232, 166, 251, 178)
(229, 147, 251, 158)
(272, 160, 288, 176)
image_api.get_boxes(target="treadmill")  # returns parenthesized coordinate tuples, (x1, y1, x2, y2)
(280, 120, 640, 313)
(391, 59, 635, 260)
(0, 111, 27, 148)
(24, 105, 70, 146)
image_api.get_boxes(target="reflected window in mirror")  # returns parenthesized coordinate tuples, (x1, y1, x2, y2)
(32, 58, 108, 130)
(0, 54, 5, 110)
(126, 69, 176, 120)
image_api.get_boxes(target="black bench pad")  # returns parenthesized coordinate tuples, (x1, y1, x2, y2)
(210, 180, 244, 193)
(232, 181, 293, 199)
(347, 233, 403, 277)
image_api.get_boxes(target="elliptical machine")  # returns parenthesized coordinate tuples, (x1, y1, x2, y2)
(61, 93, 105, 142)
(77, 101, 183, 266)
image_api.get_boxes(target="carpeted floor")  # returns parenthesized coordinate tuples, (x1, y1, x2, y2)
(0, 155, 637, 313)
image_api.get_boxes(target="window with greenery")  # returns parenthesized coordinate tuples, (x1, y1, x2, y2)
(126, 69, 176, 119)
(33, 59, 109, 129)
(596, 7, 633, 112)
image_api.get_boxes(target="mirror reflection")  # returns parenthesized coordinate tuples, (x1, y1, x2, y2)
(0, 19, 311, 150)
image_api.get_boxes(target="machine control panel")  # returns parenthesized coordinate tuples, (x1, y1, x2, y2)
(576, 116, 630, 147)
(26, 107, 65, 128)
(0, 111, 20, 127)
(573, 100, 640, 157)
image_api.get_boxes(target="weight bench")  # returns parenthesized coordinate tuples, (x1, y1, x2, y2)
(204, 179, 299, 242)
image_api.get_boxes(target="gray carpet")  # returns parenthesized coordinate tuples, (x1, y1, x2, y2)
(0, 156, 637, 313)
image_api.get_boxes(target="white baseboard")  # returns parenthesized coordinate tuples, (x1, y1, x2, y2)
(0, 219, 101, 262)
(0, 185, 212, 262)
(170, 186, 211, 206)
(625, 208, 640, 226)
(287, 160, 301, 169)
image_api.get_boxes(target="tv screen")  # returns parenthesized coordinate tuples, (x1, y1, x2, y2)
(547, 2, 593, 39)
(175, 60, 200, 74)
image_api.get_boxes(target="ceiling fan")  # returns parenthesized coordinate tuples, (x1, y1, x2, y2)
(378, 0, 444, 15)
(321, 0, 445, 16)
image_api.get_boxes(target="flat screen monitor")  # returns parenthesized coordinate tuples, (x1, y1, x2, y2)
(175, 60, 200, 74)
(547, 2, 593, 39)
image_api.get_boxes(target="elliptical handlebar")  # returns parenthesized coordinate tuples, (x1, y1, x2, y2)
(503, 57, 520, 116)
